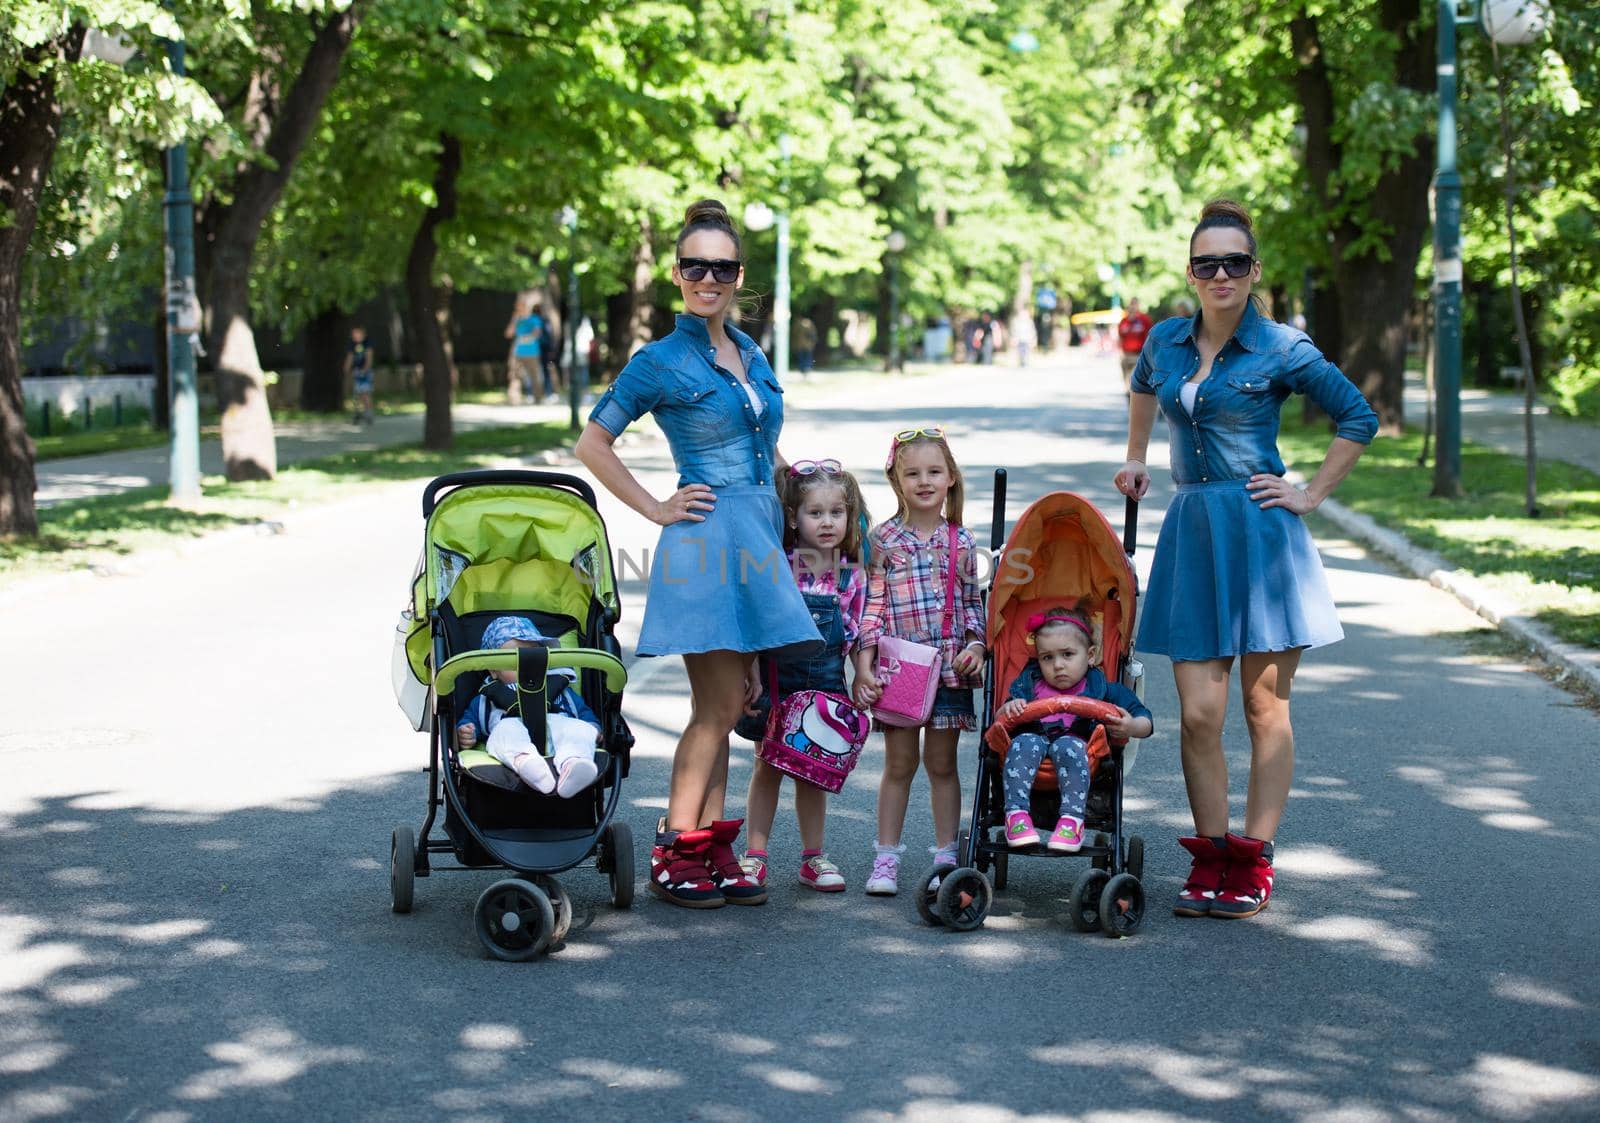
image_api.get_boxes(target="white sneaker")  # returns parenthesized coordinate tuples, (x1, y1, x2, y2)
(865, 851, 900, 896)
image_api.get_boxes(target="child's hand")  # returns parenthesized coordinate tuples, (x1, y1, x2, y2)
(852, 668, 881, 709)
(456, 725, 478, 749)
(1103, 707, 1151, 742)
(996, 698, 1028, 723)
(952, 641, 984, 677)
(743, 662, 762, 715)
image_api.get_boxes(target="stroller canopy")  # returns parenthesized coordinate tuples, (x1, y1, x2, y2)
(403, 482, 619, 685)
(988, 491, 1137, 711)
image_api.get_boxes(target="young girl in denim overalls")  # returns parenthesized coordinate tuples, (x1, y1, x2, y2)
(738, 461, 871, 893)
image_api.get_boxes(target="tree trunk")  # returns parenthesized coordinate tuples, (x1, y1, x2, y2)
(405, 133, 461, 451)
(624, 218, 656, 360)
(1290, 4, 1432, 434)
(301, 306, 350, 412)
(810, 293, 840, 366)
(200, 6, 363, 480)
(0, 27, 84, 537)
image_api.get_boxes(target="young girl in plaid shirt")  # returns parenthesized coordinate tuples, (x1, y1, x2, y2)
(852, 427, 986, 895)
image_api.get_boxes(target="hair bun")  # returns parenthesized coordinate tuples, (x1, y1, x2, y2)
(1200, 198, 1253, 232)
(683, 198, 733, 230)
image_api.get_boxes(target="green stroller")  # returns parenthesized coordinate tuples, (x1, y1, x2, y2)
(390, 469, 635, 960)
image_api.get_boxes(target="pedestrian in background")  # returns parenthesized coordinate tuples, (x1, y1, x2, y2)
(793, 315, 818, 376)
(978, 311, 996, 364)
(1114, 198, 1377, 922)
(1010, 308, 1036, 368)
(504, 296, 544, 405)
(1117, 299, 1153, 392)
(346, 324, 375, 425)
(575, 198, 821, 910)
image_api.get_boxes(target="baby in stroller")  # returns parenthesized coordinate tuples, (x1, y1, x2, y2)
(455, 615, 601, 798)
(995, 607, 1153, 851)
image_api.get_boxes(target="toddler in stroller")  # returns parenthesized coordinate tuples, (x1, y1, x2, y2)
(996, 606, 1152, 851)
(455, 615, 601, 798)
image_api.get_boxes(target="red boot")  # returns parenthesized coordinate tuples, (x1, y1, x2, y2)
(649, 825, 725, 909)
(1173, 836, 1229, 918)
(1210, 833, 1275, 919)
(705, 819, 768, 906)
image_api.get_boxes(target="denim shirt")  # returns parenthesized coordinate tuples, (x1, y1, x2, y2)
(589, 314, 784, 488)
(1130, 302, 1378, 485)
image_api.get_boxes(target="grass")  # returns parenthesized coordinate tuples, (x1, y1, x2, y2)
(3, 421, 572, 588)
(1278, 414, 1600, 651)
(34, 427, 170, 461)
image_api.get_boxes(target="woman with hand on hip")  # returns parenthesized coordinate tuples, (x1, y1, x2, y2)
(1113, 199, 1378, 920)
(575, 199, 822, 910)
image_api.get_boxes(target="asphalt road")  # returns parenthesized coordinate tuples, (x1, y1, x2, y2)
(3, 353, 1597, 1122)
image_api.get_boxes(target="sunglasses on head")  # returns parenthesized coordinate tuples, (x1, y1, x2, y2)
(677, 257, 741, 284)
(788, 458, 842, 478)
(1189, 254, 1255, 280)
(886, 425, 946, 469)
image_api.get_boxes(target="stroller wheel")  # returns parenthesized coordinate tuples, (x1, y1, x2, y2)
(390, 826, 415, 915)
(936, 868, 992, 932)
(1099, 873, 1145, 938)
(1125, 835, 1145, 881)
(534, 875, 573, 946)
(603, 822, 635, 909)
(1069, 868, 1111, 933)
(474, 879, 555, 961)
(914, 863, 955, 927)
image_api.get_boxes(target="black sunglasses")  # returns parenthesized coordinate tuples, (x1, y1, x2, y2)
(678, 257, 741, 284)
(1189, 254, 1255, 280)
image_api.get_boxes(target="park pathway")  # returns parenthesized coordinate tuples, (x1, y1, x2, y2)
(2, 350, 1597, 1121)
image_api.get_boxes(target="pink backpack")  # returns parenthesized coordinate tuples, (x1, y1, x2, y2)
(872, 524, 962, 727)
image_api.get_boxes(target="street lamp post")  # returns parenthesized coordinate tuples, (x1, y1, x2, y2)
(1432, 0, 1466, 498)
(774, 133, 792, 381)
(885, 230, 907, 372)
(1432, 0, 1551, 500)
(561, 205, 580, 431)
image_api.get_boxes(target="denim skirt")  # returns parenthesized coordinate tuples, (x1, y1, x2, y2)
(1137, 479, 1344, 662)
(636, 485, 824, 659)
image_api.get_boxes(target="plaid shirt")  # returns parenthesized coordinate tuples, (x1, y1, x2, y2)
(857, 517, 985, 687)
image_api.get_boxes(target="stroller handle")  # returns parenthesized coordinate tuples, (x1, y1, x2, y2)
(435, 648, 628, 696)
(1123, 495, 1139, 556)
(423, 470, 597, 517)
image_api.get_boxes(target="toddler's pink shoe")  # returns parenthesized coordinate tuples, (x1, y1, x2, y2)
(1047, 815, 1086, 853)
(799, 855, 845, 892)
(1005, 810, 1040, 848)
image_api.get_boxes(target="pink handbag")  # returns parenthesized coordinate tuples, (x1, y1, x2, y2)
(871, 525, 962, 727)
(758, 682, 869, 793)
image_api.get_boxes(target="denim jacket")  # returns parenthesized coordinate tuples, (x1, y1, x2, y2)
(1130, 302, 1378, 485)
(589, 314, 784, 488)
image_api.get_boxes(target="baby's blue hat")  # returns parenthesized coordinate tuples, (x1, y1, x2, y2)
(481, 615, 551, 650)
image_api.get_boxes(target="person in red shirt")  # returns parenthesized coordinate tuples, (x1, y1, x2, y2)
(1117, 299, 1154, 392)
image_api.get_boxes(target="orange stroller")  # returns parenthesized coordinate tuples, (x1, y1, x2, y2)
(917, 473, 1149, 937)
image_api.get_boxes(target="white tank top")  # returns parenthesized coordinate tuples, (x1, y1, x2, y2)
(1180, 380, 1199, 415)
(742, 381, 765, 416)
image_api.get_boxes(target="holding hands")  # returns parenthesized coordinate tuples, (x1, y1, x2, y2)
(952, 639, 985, 678)
(652, 483, 716, 525)
(851, 657, 882, 709)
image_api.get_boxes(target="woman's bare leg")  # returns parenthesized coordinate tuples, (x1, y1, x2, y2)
(1172, 657, 1234, 837)
(1240, 648, 1301, 841)
(668, 651, 747, 833)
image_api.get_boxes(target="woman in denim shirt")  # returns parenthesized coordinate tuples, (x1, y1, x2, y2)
(575, 200, 822, 911)
(1113, 199, 1378, 921)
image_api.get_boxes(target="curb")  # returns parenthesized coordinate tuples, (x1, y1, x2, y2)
(1315, 495, 1600, 698)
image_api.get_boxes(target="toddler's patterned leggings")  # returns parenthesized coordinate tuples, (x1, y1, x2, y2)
(1003, 732, 1091, 820)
